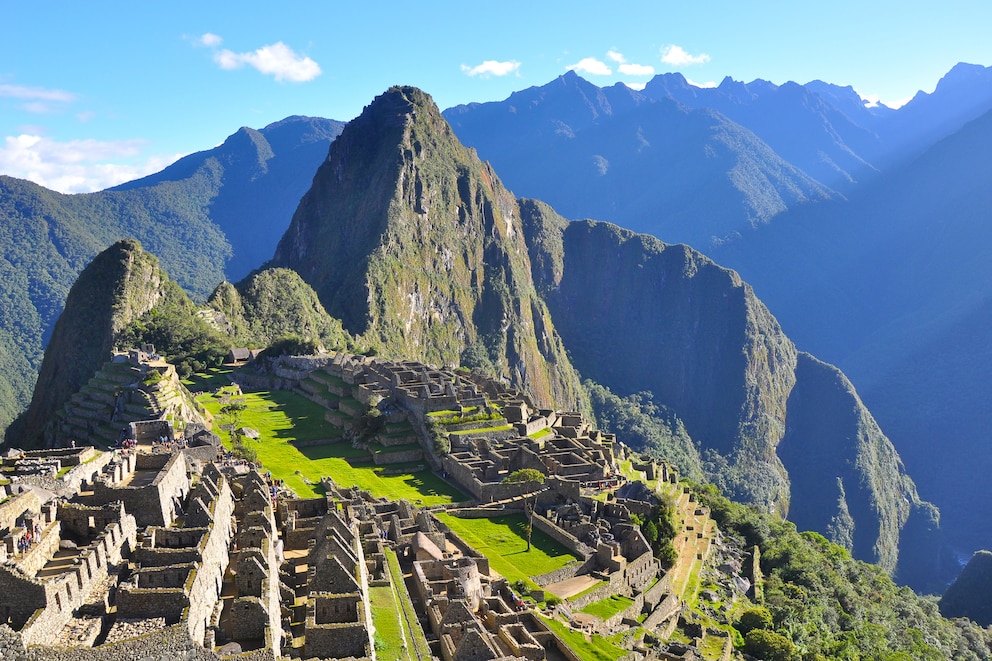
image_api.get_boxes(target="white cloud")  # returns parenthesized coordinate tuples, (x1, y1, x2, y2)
(619, 63, 655, 76)
(885, 95, 914, 110)
(624, 82, 647, 91)
(567, 57, 612, 76)
(0, 84, 76, 114)
(460, 60, 521, 77)
(0, 134, 183, 194)
(661, 45, 711, 67)
(0, 84, 76, 103)
(199, 32, 222, 47)
(606, 50, 626, 64)
(214, 41, 321, 82)
(856, 88, 913, 110)
(686, 77, 717, 88)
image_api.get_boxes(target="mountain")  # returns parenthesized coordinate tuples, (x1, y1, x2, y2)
(270, 86, 586, 411)
(0, 116, 343, 443)
(443, 71, 835, 248)
(116, 115, 345, 282)
(518, 204, 939, 585)
(206, 268, 355, 351)
(940, 550, 992, 625)
(642, 73, 886, 189)
(10, 239, 178, 446)
(710, 105, 992, 563)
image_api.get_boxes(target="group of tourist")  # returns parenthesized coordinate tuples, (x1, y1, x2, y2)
(16, 522, 43, 555)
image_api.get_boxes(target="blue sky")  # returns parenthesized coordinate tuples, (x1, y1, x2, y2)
(2, 1, 990, 193)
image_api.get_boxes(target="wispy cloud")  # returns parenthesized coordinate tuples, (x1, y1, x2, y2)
(604, 50, 655, 77)
(205, 37, 321, 82)
(624, 82, 648, 91)
(0, 134, 183, 194)
(567, 57, 612, 76)
(661, 45, 711, 67)
(620, 63, 655, 76)
(0, 84, 77, 114)
(199, 32, 222, 47)
(686, 77, 717, 89)
(460, 60, 521, 78)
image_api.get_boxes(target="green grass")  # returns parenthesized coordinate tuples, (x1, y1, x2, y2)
(579, 594, 635, 620)
(539, 615, 628, 661)
(527, 427, 553, 439)
(434, 513, 579, 587)
(196, 386, 464, 504)
(383, 548, 431, 660)
(448, 424, 513, 436)
(370, 586, 412, 661)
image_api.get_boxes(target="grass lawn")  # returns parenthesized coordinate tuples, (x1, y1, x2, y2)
(579, 594, 635, 620)
(195, 384, 464, 504)
(434, 513, 579, 588)
(383, 548, 432, 660)
(539, 615, 628, 661)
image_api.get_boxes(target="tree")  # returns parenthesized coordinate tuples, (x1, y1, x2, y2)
(737, 606, 774, 636)
(220, 399, 248, 444)
(744, 629, 798, 661)
(502, 468, 545, 484)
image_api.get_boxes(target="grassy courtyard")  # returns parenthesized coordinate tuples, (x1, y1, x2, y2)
(190, 372, 464, 504)
(433, 513, 580, 588)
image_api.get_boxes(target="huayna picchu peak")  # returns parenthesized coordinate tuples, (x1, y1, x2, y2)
(270, 86, 587, 413)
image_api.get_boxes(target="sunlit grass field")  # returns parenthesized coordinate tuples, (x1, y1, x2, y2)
(188, 370, 464, 504)
(433, 512, 580, 588)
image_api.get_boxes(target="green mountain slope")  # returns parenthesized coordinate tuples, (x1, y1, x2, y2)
(270, 86, 585, 411)
(0, 116, 343, 443)
(10, 240, 177, 445)
(207, 268, 355, 351)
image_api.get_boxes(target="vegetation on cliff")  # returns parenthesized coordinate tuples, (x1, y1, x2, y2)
(207, 268, 356, 352)
(270, 86, 586, 411)
(696, 483, 992, 660)
(10, 239, 178, 445)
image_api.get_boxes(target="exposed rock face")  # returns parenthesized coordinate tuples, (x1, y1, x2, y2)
(12, 240, 171, 446)
(521, 205, 796, 512)
(520, 203, 939, 584)
(271, 86, 585, 410)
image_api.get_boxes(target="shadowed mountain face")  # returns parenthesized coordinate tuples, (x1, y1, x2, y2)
(711, 106, 992, 564)
(10, 240, 175, 446)
(0, 116, 343, 443)
(270, 86, 586, 411)
(518, 205, 938, 584)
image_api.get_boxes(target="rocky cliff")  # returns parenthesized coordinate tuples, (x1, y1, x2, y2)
(270, 86, 585, 410)
(520, 202, 938, 584)
(11, 240, 173, 446)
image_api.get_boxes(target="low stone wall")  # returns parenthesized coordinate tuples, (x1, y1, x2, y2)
(531, 556, 596, 588)
(371, 449, 423, 465)
(532, 514, 592, 559)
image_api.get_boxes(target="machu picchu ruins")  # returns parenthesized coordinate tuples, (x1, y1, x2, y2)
(0, 349, 755, 660)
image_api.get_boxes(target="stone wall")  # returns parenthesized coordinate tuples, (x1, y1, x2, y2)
(92, 452, 190, 527)
(532, 514, 593, 559)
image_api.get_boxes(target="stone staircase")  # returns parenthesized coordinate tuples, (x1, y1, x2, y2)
(54, 359, 206, 447)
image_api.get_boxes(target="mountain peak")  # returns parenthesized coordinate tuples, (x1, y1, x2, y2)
(271, 86, 586, 410)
